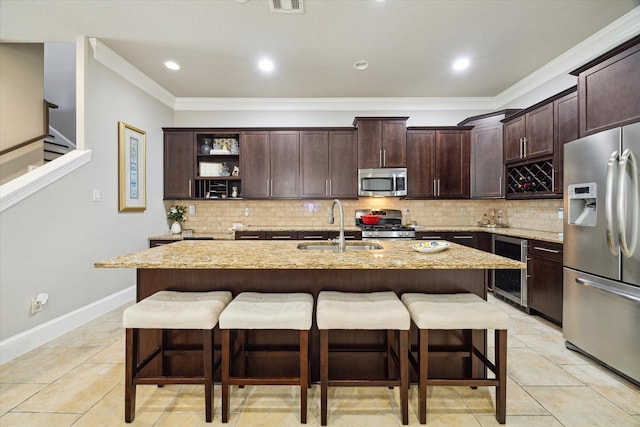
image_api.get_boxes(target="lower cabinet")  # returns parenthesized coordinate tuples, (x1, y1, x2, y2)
(235, 230, 362, 241)
(527, 239, 564, 325)
(414, 231, 479, 249)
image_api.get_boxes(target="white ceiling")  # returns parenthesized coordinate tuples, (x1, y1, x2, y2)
(1, 0, 639, 100)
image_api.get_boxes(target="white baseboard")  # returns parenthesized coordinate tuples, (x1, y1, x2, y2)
(0, 286, 135, 365)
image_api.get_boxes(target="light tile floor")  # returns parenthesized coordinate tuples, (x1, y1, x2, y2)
(1, 295, 639, 426)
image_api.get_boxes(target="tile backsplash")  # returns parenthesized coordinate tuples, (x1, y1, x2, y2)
(166, 198, 563, 234)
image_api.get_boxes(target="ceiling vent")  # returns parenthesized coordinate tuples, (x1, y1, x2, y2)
(269, 0, 304, 14)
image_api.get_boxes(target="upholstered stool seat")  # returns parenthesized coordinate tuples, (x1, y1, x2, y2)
(316, 291, 410, 426)
(401, 293, 509, 424)
(123, 290, 232, 423)
(219, 292, 313, 424)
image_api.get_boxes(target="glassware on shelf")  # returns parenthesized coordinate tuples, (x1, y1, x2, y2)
(201, 138, 212, 154)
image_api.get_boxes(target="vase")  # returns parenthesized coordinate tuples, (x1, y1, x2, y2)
(171, 221, 182, 234)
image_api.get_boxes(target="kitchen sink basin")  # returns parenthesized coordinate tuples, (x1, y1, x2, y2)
(296, 242, 384, 251)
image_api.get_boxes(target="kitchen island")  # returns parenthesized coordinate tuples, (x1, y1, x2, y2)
(96, 240, 524, 381)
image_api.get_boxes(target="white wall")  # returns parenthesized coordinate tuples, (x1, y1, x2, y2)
(45, 42, 77, 143)
(0, 41, 172, 344)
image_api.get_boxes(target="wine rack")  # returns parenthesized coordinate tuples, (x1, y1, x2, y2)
(507, 160, 554, 196)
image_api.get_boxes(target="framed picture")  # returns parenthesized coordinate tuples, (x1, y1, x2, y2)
(118, 122, 146, 211)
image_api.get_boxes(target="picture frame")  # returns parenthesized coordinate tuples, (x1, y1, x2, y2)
(118, 121, 146, 211)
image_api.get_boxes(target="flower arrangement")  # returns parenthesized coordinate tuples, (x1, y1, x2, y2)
(167, 205, 187, 223)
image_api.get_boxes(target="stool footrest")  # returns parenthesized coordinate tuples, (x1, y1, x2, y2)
(328, 379, 400, 387)
(426, 378, 500, 387)
(229, 377, 302, 386)
(134, 376, 206, 385)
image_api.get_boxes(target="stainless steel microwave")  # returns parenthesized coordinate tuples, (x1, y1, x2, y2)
(358, 168, 407, 197)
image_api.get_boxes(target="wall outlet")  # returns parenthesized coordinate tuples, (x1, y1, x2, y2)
(188, 204, 196, 214)
(557, 208, 564, 220)
(245, 208, 250, 217)
(31, 298, 42, 314)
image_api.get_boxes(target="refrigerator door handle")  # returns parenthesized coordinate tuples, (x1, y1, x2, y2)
(605, 151, 620, 256)
(575, 277, 640, 304)
(617, 148, 639, 258)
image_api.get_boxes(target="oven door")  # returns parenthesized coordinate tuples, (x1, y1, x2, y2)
(492, 235, 528, 308)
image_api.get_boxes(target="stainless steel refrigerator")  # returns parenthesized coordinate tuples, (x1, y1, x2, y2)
(563, 122, 640, 386)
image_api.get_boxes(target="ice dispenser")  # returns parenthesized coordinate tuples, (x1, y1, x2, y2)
(568, 182, 597, 227)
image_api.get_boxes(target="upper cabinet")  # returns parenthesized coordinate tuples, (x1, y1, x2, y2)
(570, 35, 640, 136)
(299, 130, 357, 199)
(406, 127, 471, 199)
(502, 87, 577, 199)
(459, 110, 519, 199)
(164, 130, 195, 199)
(503, 103, 554, 164)
(354, 117, 408, 168)
(241, 130, 299, 199)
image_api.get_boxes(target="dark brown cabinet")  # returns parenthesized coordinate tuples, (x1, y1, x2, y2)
(240, 131, 270, 198)
(163, 131, 194, 199)
(553, 89, 579, 194)
(406, 128, 470, 199)
(414, 231, 479, 249)
(234, 230, 362, 241)
(527, 239, 564, 325)
(299, 130, 357, 199)
(571, 35, 640, 136)
(459, 111, 519, 199)
(504, 103, 554, 164)
(354, 117, 408, 168)
(240, 131, 299, 199)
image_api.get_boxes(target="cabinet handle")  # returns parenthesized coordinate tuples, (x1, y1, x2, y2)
(240, 235, 261, 239)
(379, 150, 382, 167)
(551, 168, 555, 192)
(433, 179, 437, 196)
(271, 236, 292, 239)
(523, 137, 528, 158)
(499, 176, 503, 196)
(453, 235, 473, 239)
(437, 179, 440, 196)
(519, 138, 523, 159)
(188, 179, 192, 198)
(383, 149, 386, 166)
(421, 235, 443, 239)
(533, 246, 561, 254)
(303, 235, 324, 239)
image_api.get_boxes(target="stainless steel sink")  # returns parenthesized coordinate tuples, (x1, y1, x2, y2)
(296, 242, 384, 251)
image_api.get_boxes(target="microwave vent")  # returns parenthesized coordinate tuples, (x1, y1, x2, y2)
(269, 0, 303, 13)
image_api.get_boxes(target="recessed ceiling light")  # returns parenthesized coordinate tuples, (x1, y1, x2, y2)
(258, 58, 275, 72)
(452, 57, 470, 71)
(164, 60, 180, 71)
(354, 60, 369, 71)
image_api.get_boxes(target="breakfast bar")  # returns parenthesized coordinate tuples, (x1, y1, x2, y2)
(95, 240, 525, 381)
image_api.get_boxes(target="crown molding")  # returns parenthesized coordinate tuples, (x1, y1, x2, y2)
(495, 6, 640, 107)
(88, 38, 175, 109)
(173, 96, 498, 112)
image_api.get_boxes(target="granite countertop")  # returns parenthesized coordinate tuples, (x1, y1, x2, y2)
(95, 240, 526, 270)
(149, 226, 562, 244)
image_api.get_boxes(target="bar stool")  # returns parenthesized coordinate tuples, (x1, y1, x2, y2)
(123, 290, 232, 423)
(316, 291, 410, 426)
(401, 293, 509, 424)
(219, 292, 313, 424)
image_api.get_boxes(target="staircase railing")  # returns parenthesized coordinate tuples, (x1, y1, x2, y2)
(0, 100, 58, 156)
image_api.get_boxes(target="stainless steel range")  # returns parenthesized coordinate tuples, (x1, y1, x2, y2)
(355, 209, 415, 240)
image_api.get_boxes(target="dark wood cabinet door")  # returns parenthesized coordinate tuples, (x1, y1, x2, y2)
(527, 240, 564, 325)
(503, 115, 526, 164)
(357, 120, 382, 168)
(445, 232, 478, 248)
(525, 103, 554, 159)
(270, 131, 299, 198)
(240, 131, 270, 198)
(554, 91, 578, 194)
(406, 130, 435, 198)
(328, 130, 358, 198)
(577, 39, 640, 136)
(300, 131, 329, 198)
(382, 120, 407, 167)
(471, 123, 504, 198)
(435, 130, 470, 198)
(164, 131, 194, 199)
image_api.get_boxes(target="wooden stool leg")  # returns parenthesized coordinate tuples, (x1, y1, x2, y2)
(300, 330, 309, 424)
(470, 330, 478, 389)
(238, 330, 246, 384)
(125, 328, 136, 423)
(320, 329, 329, 426)
(221, 329, 231, 423)
(203, 329, 213, 422)
(399, 330, 409, 425)
(387, 330, 394, 388)
(418, 328, 428, 425)
(496, 329, 507, 424)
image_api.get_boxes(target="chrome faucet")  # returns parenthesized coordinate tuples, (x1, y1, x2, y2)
(328, 199, 346, 252)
